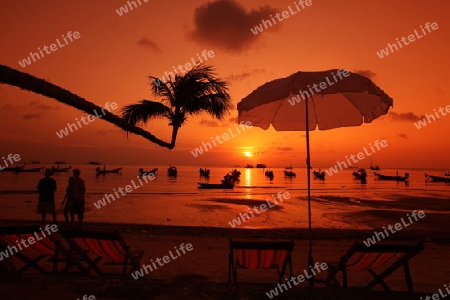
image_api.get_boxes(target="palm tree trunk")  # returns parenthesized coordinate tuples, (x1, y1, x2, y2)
(0, 65, 174, 149)
(170, 126, 180, 149)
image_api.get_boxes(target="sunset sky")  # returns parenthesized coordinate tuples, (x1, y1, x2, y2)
(0, 0, 449, 168)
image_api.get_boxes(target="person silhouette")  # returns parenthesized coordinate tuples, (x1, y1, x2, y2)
(37, 169, 57, 226)
(61, 177, 75, 227)
(72, 169, 86, 229)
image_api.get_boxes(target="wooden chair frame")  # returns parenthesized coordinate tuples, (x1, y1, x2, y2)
(228, 239, 294, 284)
(0, 225, 78, 274)
(322, 241, 424, 292)
(61, 229, 143, 276)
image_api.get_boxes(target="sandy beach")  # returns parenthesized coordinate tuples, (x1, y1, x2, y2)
(1, 219, 449, 299)
(1, 169, 450, 299)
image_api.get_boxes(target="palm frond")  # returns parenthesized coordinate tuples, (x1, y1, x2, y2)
(121, 100, 173, 126)
(173, 64, 231, 120)
(149, 76, 176, 106)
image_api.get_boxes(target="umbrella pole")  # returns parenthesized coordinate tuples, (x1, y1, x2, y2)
(305, 95, 314, 286)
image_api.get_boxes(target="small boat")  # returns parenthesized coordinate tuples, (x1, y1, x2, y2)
(96, 166, 122, 174)
(374, 172, 409, 182)
(2, 164, 26, 172)
(54, 160, 67, 164)
(256, 164, 267, 168)
(50, 165, 72, 173)
(139, 168, 158, 176)
(425, 174, 450, 183)
(284, 166, 296, 178)
(223, 169, 241, 182)
(168, 166, 178, 177)
(222, 170, 242, 184)
(265, 170, 274, 180)
(197, 182, 234, 189)
(369, 160, 380, 170)
(313, 170, 325, 181)
(231, 169, 241, 178)
(88, 161, 102, 165)
(15, 167, 44, 173)
(353, 168, 367, 180)
(199, 168, 210, 177)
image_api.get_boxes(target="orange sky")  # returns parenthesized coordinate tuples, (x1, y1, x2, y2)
(0, 0, 449, 168)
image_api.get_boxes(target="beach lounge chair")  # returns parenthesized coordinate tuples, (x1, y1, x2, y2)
(0, 226, 68, 274)
(228, 239, 294, 283)
(61, 229, 143, 276)
(321, 241, 424, 292)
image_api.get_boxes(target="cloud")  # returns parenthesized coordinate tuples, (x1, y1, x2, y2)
(0, 103, 16, 111)
(190, 0, 279, 53)
(1, 101, 59, 112)
(29, 100, 60, 111)
(1, 100, 59, 119)
(23, 113, 43, 120)
(277, 147, 292, 151)
(136, 37, 161, 52)
(199, 119, 220, 127)
(397, 133, 408, 139)
(353, 69, 377, 80)
(389, 111, 425, 122)
(225, 69, 267, 82)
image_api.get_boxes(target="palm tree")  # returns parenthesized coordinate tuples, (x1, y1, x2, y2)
(0, 64, 229, 149)
(0, 64, 171, 147)
(121, 63, 232, 149)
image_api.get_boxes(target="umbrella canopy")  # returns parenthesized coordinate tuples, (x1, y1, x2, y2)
(238, 69, 393, 131)
(237, 69, 393, 284)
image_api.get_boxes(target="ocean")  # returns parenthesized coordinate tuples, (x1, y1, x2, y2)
(0, 165, 449, 230)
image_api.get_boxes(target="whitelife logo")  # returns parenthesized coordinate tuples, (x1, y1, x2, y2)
(421, 283, 450, 300)
(325, 140, 388, 176)
(0, 153, 21, 171)
(131, 243, 193, 280)
(93, 172, 156, 209)
(287, 69, 350, 106)
(376, 22, 439, 58)
(414, 104, 450, 129)
(55, 102, 118, 139)
(190, 121, 252, 157)
(18, 31, 81, 68)
(0, 225, 58, 261)
(228, 191, 290, 228)
(266, 262, 328, 298)
(363, 210, 425, 247)
(76, 296, 96, 300)
(250, 0, 313, 35)
(115, 0, 149, 16)
(153, 50, 215, 87)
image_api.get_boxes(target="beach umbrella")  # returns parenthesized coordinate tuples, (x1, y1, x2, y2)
(237, 69, 393, 283)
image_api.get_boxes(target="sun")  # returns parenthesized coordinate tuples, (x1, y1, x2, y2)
(244, 152, 253, 157)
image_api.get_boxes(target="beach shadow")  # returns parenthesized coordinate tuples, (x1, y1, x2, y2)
(312, 196, 365, 207)
(188, 204, 231, 212)
(361, 196, 450, 212)
(211, 198, 284, 210)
